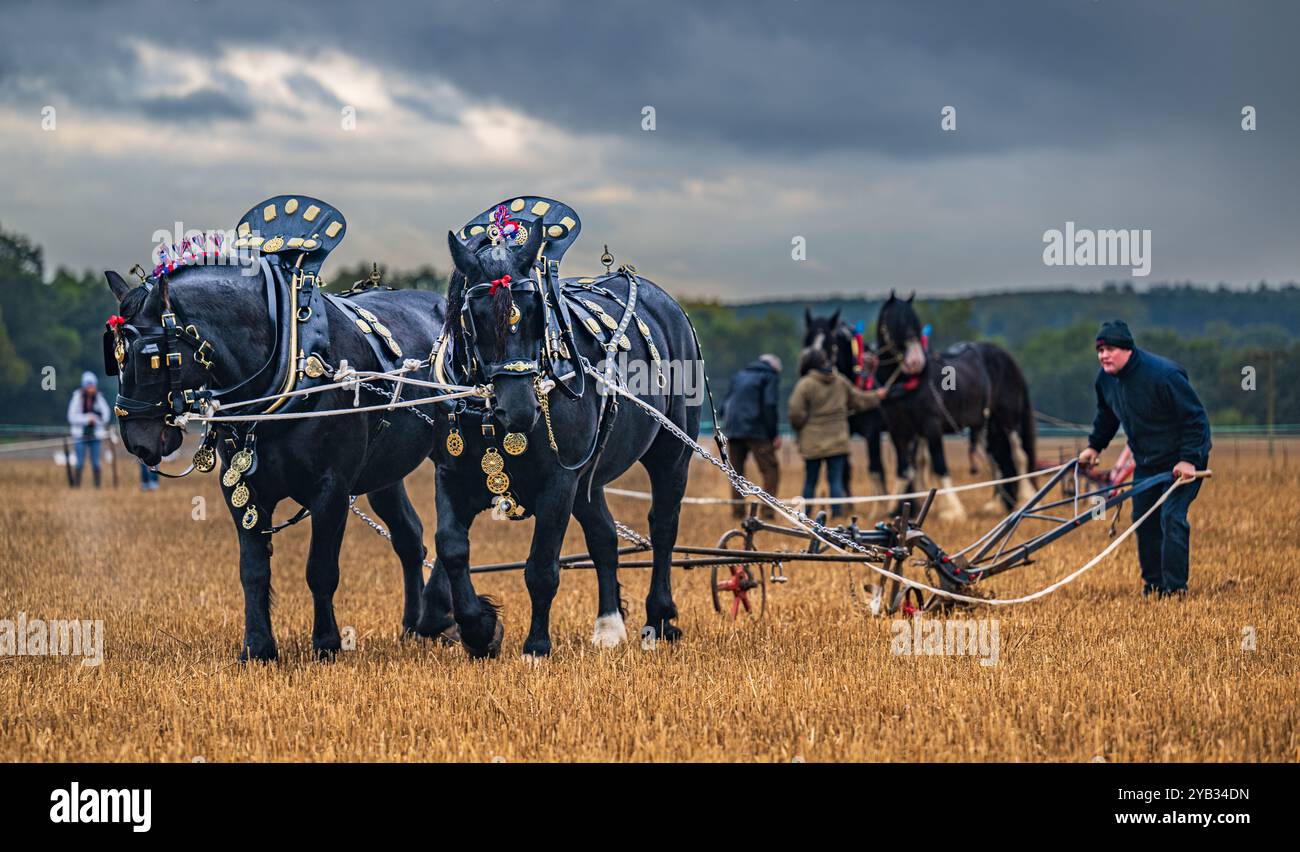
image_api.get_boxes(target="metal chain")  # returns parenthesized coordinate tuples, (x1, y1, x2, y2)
(347, 496, 437, 572)
(614, 521, 652, 549)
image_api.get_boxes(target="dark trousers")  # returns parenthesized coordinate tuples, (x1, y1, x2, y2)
(1130, 464, 1203, 593)
(729, 438, 781, 519)
(804, 454, 848, 518)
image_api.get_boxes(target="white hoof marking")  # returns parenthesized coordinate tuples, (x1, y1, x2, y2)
(591, 612, 627, 648)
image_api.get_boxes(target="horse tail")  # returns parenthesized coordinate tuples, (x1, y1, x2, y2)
(1019, 386, 1037, 472)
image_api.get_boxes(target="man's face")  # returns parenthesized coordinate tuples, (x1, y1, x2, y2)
(1097, 344, 1132, 374)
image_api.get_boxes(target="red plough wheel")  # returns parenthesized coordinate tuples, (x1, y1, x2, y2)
(711, 530, 767, 619)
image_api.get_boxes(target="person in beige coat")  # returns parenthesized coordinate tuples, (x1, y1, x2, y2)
(789, 348, 887, 517)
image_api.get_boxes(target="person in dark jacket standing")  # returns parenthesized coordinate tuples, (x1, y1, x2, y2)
(1079, 320, 1212, 598)
(721, 355, 782, 518)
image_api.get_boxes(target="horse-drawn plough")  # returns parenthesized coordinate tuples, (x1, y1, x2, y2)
(453, 454, 1209, 621)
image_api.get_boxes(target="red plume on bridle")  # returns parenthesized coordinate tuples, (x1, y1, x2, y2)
(107, 315, 127, 330)
(489, 274, 512, 295)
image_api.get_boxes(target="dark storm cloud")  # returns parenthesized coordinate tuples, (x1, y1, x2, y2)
(3, 0, 1297, 155)
(1, 0, 1296, 296)
(136, 87, 253, 122)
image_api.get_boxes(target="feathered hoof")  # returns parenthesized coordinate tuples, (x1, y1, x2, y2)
(591, 612, 627, 648)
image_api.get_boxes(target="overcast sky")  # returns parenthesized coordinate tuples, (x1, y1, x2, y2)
(1, 0, 1295, 299)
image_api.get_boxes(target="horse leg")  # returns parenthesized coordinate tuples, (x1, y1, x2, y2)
(573, 484, 627, 648)
(521, 477, 577, 660)
(642, 433, 690, 645)
(431, 474, 501, 658)
(867, 421, 887, 496)
(890, 434, 913, 517)
(364, 482, 446, 639)
(305, 487, 350, 659)
(841, 448, 854, 500)
(233, 497, 279, 662)
(986, 423, 1021, 512)
(928, 423, 967, 521)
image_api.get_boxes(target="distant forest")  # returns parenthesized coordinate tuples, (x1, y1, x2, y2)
(2, 224, 1296, 434)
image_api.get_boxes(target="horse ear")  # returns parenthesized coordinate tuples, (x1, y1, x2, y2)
(804, 307, 813, 329)
(888, 288, 896, 301)
(829, 308, 841, 328)
(516, 219, 546, 272)
(446, 231, 481, 279)
(907, 291, 915, 303)
(105, 270, 132, 301)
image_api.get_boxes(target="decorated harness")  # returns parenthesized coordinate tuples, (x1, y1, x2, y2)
(430, 196, 673, 518)
(103, 195, 407, 530)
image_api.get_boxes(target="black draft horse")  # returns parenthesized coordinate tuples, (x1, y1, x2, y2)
(803, 308, 889, 498)
(874, 291, 1037, 519)
(106, 263, 455, 661)
(422, 225, 700, 659)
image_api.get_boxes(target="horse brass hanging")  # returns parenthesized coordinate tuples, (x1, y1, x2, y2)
(446, 427, 464, 457)
(503, 432, 528, 455)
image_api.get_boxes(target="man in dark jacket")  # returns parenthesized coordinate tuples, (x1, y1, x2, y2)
(1079, 320, 1212, 598)
(721, 355, 782, 518)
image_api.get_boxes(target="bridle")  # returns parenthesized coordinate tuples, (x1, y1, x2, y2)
(457, 274, 544, 382)
(104, 283, 216, 426)
(105, 260, 291, 425)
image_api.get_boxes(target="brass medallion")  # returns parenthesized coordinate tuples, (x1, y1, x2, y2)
(584, 317, 601, 335)
(486, 471, 510, 495)
(371, 321, 392, 338)
(356, 307, 378, 323)
(636, 317, 651, 338)
(618, 334, 631, 351)
(508, 303, 521, 327)
(355, 319, 372, 334)
(446, 429, 464, 457)
(303, 355, 326, 378)
(193, 445, 216, 473)
(241, 506, 258, 530)
(262, 236, 285, 253)
(383, 336, 403, 358)
(503, 432, 528, 455)
(600, 313, 618, 330)
(231, 481, 250, 508)
(480, 447, 505, 475)
(230, 448, 253, 474)
(222, 466, 241, 488)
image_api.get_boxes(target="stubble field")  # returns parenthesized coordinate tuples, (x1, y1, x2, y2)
(1, 438, 1296, 761)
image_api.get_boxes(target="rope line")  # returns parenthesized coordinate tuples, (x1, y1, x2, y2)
(584, 364, 1208, 608)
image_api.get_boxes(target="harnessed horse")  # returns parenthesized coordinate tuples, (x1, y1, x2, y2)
(420, 197, 704, 658)
(873, 291, 1038, 519)
(803, 309, 891, 498)
(106, 196, 455, 661)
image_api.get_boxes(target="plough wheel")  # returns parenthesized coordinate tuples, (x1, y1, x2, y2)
(711, 529, 766, 619)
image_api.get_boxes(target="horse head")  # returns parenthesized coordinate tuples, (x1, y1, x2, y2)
(103, 264, 271, 466)
(803, 307, 860, 378)
(876, 290, 926, 376)
(446, 221, 547, 434)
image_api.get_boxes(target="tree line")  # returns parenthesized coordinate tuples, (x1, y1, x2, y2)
(1, 225, 1294, 431)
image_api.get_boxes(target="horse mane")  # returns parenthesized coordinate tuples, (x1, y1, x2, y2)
(445, 268, 467, 362)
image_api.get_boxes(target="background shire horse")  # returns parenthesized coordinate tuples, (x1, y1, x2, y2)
(874, 291, 1037, 519)
(427, 223, 700, 659)
(803, 308, 889, 498)
(106, 261, 453, 661)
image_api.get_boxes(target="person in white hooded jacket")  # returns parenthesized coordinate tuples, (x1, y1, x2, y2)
(67, 371, 111, 487)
